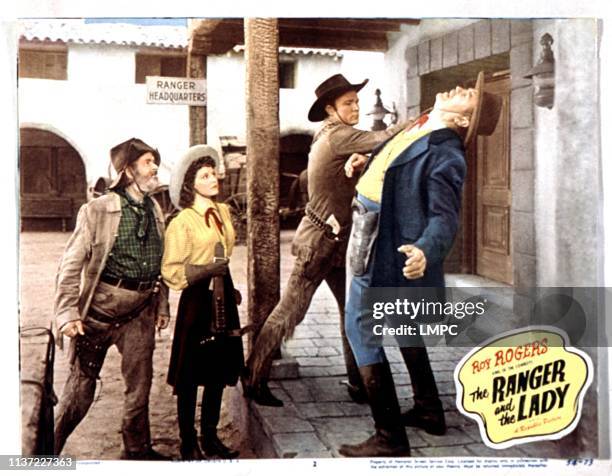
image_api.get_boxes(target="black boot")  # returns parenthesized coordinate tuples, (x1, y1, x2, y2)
(199, 385, 239, 459)
(402, 406, 446, 435)
(339, 361, 410, 457)
(344, 382, 368, 404)
(201, 431, 239, 459)
(340, 306, 367, 404)
(120, 446, 171, 460)
(341, 337, 367, 404)
(243, 381, 284, 407)
(241, 366, 283, 407)
(399, 346, 446, 435)
(177, 386, 203, 460)
(179, 430, 203, 460)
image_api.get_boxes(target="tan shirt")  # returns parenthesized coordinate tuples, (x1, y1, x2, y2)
(306, 118, 405, 237)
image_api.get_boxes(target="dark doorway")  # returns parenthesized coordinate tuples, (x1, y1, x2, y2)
(420, 55, 512, 284)
(20, 128, 87, 231)
(279, 132, 311, 228)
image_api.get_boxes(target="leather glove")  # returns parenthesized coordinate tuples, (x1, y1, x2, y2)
(185, 261, 228, 285)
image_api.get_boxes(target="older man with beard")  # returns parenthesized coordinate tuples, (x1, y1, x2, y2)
(53, 138, 171, 460)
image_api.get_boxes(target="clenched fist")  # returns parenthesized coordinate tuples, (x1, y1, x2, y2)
(397, 244, 426, 279)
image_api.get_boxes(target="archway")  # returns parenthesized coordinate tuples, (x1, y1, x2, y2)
(279, 131, 312, 228)
(20, 128, 87, 231)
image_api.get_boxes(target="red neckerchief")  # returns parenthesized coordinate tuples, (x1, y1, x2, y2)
(204, 207, 224, 236)
(406, 113, 429, 132)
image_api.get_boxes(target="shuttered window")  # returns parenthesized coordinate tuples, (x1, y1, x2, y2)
(279, 61, 296, 89)
(135, 54, 186, 83)
(19, 49, 68, 80)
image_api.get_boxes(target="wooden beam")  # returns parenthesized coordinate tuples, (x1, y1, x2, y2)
(189, 18, 225, 37)
(244, 18, 280, 346)
(189, 19, 243, 54)
(279, 29, 388, 51)
(279, 18, 417, 34)
(190, 18, 420, 54)
(187, 52, 206, 145)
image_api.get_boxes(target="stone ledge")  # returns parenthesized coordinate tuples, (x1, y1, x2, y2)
(270, 356, 299, 380)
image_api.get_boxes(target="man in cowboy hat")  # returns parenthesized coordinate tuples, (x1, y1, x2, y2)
(53, 137, 171, 460)
(243, 73, 407, 406)
(339, 72, 503, 457)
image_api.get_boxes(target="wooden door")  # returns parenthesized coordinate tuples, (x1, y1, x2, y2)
(476, 75, 512, 284)
(20, 129, 86, 231)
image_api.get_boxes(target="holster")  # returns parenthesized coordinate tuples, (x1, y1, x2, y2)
(292, 214, 341, 280)
(74, 320, 112, 379)
(74, 293, 153, 379)
(348, 197, 379, 276)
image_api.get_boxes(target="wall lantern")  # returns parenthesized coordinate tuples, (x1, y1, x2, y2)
(367, 89, 397, 131)
(523, 33, 555, 109)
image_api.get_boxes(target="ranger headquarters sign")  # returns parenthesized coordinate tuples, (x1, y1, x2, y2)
(146, 76, 207, 105)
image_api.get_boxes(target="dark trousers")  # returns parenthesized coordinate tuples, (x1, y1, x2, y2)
(177, 384, 224, 443)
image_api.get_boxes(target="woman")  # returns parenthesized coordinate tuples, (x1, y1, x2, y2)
(162, 145, 243, 460)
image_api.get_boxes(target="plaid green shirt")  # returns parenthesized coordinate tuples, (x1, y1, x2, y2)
(102, 190, 163, 281)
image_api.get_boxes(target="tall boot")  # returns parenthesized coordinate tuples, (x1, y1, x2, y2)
(400, 346, 446, 435)
(177, 387, 203, 460)
(339, 361, 410, 457)
(242, 358, 283, 407)
(201, 430, 239, 459)
(200, 384, 239, 459)
(340, 314, 367, 404)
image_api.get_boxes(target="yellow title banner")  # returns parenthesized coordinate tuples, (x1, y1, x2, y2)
(455, 327, 593, 449)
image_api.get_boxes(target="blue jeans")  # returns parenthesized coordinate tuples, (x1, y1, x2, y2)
(345, 194, 387, 367)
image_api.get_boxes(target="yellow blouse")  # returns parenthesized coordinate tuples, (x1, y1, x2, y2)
(162, 200, 236, 291)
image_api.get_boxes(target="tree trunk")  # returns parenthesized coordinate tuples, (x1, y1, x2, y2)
(244, 19, 280, 349)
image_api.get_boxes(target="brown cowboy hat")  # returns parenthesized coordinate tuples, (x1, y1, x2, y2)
(108, 138, 161, 189)
(463, 71, 503, 146)
(308, 74, 369, 122)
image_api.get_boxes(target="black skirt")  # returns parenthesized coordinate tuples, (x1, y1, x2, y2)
(167, 274, 244, 391)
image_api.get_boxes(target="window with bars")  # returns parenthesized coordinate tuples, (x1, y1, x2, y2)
(19, 49, 68, 80)
(135, 54, 187, 84)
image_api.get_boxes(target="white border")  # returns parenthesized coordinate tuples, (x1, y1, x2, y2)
(3, 1, 611, 474)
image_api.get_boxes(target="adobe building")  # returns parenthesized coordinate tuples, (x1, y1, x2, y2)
(18, 19, 385, 230)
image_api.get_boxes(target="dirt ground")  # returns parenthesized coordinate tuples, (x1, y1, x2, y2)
(19, 231, 260, 460)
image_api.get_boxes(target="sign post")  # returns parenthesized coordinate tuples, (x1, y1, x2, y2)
(145, 76, 207, 106)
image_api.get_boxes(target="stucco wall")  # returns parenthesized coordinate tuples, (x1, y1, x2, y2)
(206, 49, 386, 154)
(20, 42, 388, 188)
(533, 19, 601, 287)
(18, 43, 190, 185)
(383, 19, 477, 121)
